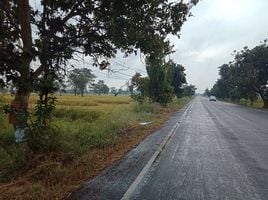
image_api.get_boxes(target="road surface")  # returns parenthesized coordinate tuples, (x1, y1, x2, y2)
(69, 97, 268, 200)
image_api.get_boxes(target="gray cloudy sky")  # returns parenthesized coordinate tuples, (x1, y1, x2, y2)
(90, 0, 268, 92)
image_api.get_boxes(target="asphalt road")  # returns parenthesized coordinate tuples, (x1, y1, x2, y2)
(69, 96, 268, 200)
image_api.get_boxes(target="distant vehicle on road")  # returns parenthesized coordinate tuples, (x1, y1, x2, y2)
(209, 96, 217, 101)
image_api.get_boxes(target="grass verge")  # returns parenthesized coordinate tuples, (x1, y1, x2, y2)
(220, 98, 268, 110)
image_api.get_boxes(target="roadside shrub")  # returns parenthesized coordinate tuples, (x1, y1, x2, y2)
(239, 98, 248, 105)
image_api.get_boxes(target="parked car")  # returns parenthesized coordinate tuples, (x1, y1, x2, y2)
(209, 96, 217, 101)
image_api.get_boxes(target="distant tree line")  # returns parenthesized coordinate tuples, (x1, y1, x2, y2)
(0, 67, 136, 97)
(66, 68, 133, 96)
(206, 40, 268, 108)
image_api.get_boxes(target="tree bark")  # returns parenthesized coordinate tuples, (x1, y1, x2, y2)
(12, 0, 33, 129)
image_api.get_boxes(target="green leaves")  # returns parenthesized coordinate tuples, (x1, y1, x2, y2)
(0, 0, 198, 89)
(211, 40, 268, 107)
(68, 68, 96, 96)
(93, 80, 109, 95)
(131, 57, 189, 105)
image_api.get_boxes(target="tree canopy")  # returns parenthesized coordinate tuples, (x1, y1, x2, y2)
(210, 40, 268, 107)
(93, 80, 109, 95)
(131, 57, 190, 104)
(0, 0, 198, 132)
(0, 0, 198, 93)
(166, 60, 186, 98)
(68, 68, 95, 96)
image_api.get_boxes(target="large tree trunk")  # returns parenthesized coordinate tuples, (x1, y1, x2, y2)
(11, 90, 30, 126)
(11, 0, 33, 129)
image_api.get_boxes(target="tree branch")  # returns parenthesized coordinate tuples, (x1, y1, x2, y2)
(31, 64, 44, 80)
(18, 0, 32, 51)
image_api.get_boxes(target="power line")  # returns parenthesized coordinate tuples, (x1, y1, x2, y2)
(71, 56, 145, 80)
(112, 59, 147, 74)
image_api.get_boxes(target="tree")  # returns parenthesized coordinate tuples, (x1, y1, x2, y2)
(211, 41, 268, 107)
(93, 80, 109, 95)
(110, 87, 117, 96)
(0, 0, 198, 109)
(234, 44, 268, 107)
(68, 68, 95, 96)
(204, 88, 210, 97)
(131, 58, 190, 104)
(146, 55, 174, 104)
(54, 80, 67, 96)
(166, 61, 186, 98)
(102, 85, 109, 95)
(130, 72, 149, 101)
(182, 84, 196, 96)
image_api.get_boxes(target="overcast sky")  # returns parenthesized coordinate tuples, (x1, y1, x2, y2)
(75, 0, 268, 92)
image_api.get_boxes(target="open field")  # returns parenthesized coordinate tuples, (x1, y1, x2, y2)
(0, 94, 190, 200)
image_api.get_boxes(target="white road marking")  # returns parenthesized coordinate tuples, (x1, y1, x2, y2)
(121, 102, 192, 200)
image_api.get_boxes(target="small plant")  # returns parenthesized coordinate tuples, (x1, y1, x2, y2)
(29, 71, 60, 151)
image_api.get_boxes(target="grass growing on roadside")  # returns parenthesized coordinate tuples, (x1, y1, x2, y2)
(0, 94, 191, 200)
(224, 98, 266, 110)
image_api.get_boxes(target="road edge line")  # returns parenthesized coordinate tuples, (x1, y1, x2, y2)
(120, 102, 192, 200)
